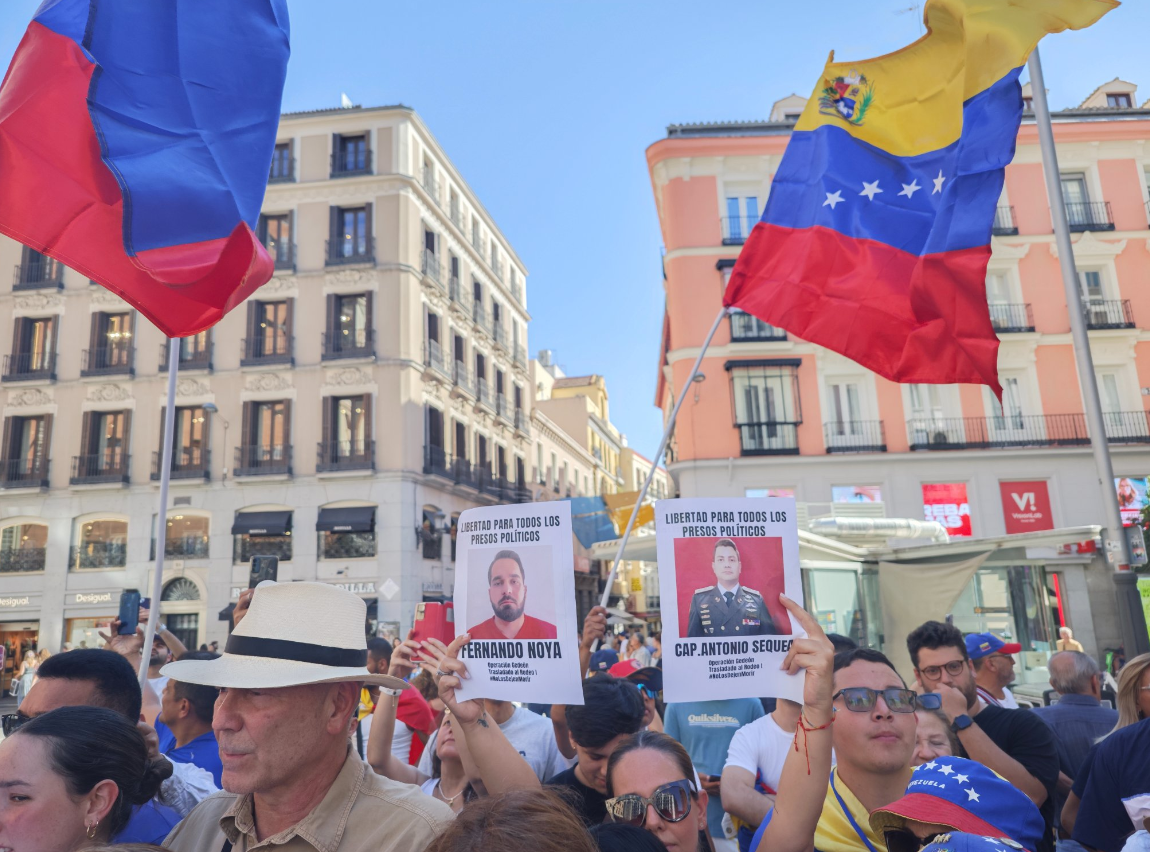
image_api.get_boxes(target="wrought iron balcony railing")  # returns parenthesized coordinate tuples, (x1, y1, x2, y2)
(331, 148, 372, 177)
(1064, 201, 1115, 233)
(736, 422, 800, 455)
(150, 447, 210, 481)
(991, 206, 1018, 236)
(988, 303, 1035, 333)
(1083, 299, 1134, 330)
(233, 444, 291, 477)
(241, 335, 293, 367)
(0, 457, 49, 489)
(322, 328, 374, 361)
(824, 420, 887, 453)
(2, 352, 56, 382)
(730, 310, 787, 342)
(325, 237, 375, 266)
(317, 439, 374, 472)
(81, 346, 134, 377)
(71, 542, 127, 570)
(13, 258, 63, 291)
(70, 452, 130, 485)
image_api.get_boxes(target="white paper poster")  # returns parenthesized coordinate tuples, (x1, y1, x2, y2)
(453, 501, 584, 705)
(656, 497, 805, 703)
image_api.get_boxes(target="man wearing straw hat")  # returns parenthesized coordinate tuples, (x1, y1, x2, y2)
(163, 581, 453, 852)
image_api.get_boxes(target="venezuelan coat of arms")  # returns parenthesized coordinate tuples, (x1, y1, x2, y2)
(818, 70, 875, 125)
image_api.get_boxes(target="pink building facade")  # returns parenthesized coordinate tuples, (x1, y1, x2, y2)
(648, 81, 1150, 663)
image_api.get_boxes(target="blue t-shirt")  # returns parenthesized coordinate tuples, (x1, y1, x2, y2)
(664, 698, 765, 837)
(113, 800, 182, 845)
(1073, 717, 1150, 852)
(155, 719, 223, 787)
(155, 720, 176, 754)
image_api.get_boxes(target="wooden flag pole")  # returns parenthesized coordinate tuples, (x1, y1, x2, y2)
(593, 305, 731, 645)
(139, 337, 181, 688)
(1029, 47, 1149, 655)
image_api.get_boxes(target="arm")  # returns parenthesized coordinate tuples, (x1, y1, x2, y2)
(687, 599, 702, 638)
(549, 702, 576, 760)
(140, 676, 162, 726)
(365, 639, 428, 786)
(578, 606, 607, 678)
(721, 766, 775, 826)
(425, 635, 541, 794)
(752, 595, 835, 852)
(141, 607, 189, 661)
(1061, 791, 1081, 834)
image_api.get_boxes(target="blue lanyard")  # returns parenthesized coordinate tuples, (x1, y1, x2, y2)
(828, 770, 882, 852)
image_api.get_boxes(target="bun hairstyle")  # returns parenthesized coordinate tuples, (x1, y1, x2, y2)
(14, 706, 173, 837)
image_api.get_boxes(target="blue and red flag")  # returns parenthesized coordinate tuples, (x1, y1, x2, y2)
(0, 0, 289, 337)
(723, 0, 1116, 398)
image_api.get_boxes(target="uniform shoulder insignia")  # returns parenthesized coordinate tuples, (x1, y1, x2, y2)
(742, 587, 763, 597)
(694, 586, 715, 594)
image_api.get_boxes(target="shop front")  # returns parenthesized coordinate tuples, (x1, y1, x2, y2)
(63, 590, 119, 654)
(0, 592, 42, 694)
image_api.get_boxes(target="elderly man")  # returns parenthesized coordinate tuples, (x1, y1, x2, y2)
(967, 632, 1022, 708)
(163, 582, 453, 852)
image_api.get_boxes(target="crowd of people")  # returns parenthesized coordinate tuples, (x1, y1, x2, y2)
(3, 580, 1149, 852)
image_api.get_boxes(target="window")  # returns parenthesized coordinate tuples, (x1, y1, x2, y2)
(454, 420, 467, 461)
(729, 364, 801, 454)
(988, 376, 1025, 431)
(157, 406, 208, 478)
(550, 451, 557, 487)
(14, 247, 61, 289)
(1107, 93, 1132, 108)
(269, 141, 293, 181)
(1061, 173, 1094, 229)
(1079, 270, 1105, 301)
(318, 506, 376, 559)
(74, 410, 130, 482)
(783, 111, 802, 121)
(84, 312, 133, 374)
(986, 272, 1012, 305)
(8, 316, 56, 377)
(328, 205, 372, 263)
(472, 280, 486, 326)
(232, 510, 292, 563)
(724, 195, 760, 242)
(421, 506, 442, 560)
(174, 330, 211, 368)
(258, 214, 293, 269)
(497, 445, 508, 481)
(907, 385, 962, 447)
(449, 253, 460, 286)
(153, 513, 210, 559)
(325, 293, 371, 357)
(472, 218, 481, 250)
(449, 190, 461, 225)
(72, 518, 128, 570)
(320, 395, 371, 470)
(235, 401, 291, 476)
(333, 133, 368, 174)
(1, 414, 51, 486)
(827, 381, 863, 432)
(0, 522, 47, 573)
(425, 405, 446, 470)
(1022, 97, 1033, 111)
(247, 300, 292, 361)
(1097, 371, 1123, 414)
(450, 512, 460, 561)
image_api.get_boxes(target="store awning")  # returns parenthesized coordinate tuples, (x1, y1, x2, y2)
(218, 603, 236, 621)
(316, 506, 375, 533)
(231, 511, 292, 536)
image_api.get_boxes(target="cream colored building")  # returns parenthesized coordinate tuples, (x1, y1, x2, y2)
(0, 103, 532, 656)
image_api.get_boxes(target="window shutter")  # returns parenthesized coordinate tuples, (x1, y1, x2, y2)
(122, 410, 133, 471)
(282, 401, 293, 470)
(88, 313, 101, 354)
(332, 133, 342, 170)
(240, 402, 253, 461)
(10, 318, 24, 359)
(245, 301, 258, 352)
(364, 203, 373, 258)
(285, 298, 295, 354)
(325, 294, 338, 349)
(329, 205, 341, 258)
(157, 406, 167, 457)
(363, 395, 373, 458)
(1, 417, 12, 465)
(321, 396, 333, 452)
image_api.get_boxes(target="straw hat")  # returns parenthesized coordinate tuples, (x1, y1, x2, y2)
(161, 581, 408, 690)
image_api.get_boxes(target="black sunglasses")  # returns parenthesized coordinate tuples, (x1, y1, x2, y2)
(833, 687, 927, 714)
(606, 779, 694, 826)
(884, 830, 946, 852)
(1, 711, 31, 737)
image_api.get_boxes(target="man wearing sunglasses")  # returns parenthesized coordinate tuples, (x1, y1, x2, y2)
(907, 621, 1058, 852)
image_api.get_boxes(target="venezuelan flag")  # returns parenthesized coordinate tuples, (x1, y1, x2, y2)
(0, 0, 289, 337)
(723, 0, 1117, 397)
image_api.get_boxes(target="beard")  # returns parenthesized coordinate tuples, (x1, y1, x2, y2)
(494, 598, 525, 623)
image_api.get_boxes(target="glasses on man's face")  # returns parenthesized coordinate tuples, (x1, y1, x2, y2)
(884, 830, 946, 852)
(917, 659, 967, 681)
(1, 711, 31, 737)
(606, 779, 694, 826)
(832, 687, 918, 714)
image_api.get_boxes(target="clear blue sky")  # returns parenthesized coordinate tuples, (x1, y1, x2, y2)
(2, 1, 1147, 454)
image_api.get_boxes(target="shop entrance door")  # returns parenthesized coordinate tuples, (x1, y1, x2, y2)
(0, 622, 39, 695)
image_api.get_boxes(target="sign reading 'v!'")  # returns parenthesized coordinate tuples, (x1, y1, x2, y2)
(998, 481, 1054, 534)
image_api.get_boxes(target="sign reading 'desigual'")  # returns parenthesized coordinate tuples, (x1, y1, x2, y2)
(656, 497, 805, 703)
(999, 481, 1054, 534)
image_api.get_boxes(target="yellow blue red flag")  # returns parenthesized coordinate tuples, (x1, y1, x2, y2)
(723, 0, 1117, 397)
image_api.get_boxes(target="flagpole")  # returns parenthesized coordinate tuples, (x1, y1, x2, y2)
(594, 305, 731, 638)
(1027, 48, 1149, 656)
(139, 337, 181, 688)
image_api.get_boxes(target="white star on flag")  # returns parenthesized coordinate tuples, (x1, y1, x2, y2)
(933, 170, 947, 194)
(823, 190, 844, 209)
(860, 180, 883, 200)
(954, 774, 969, 784)
(924, 761, 938, 770)
(898, 180, 921, 198)
(966, 787, 981, 802)
(938, 764, 954, 776)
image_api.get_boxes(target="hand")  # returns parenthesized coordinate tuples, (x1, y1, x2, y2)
(233, 589, 254, 628)
(137, 721, 160, 759)
(580, 606, 608, 650)
(100, 620, 145, 661)
(388, 639, 421, 681)
(778, 594, 836, 727)
(699, 773, 721, 797)
(421, 635, 485, 727)
(933, 683, 970, 723)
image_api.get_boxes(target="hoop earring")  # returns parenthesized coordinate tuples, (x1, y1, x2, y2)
(86, 820, 99, 839)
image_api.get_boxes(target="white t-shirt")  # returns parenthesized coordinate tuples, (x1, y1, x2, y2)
(357, 714, 418, 763)
(723, 713, 794, 794)
(417, 705, 572, 781)
(149, 675, 170, 698)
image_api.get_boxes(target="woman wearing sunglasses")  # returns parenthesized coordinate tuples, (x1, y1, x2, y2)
(604, 731, 713, 852)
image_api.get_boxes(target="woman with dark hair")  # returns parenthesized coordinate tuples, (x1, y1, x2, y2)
(424, 788, 598, 852)
(605, 731, 714, 852)
(590, 822, 670, 851)
(0, 705, 171, 851)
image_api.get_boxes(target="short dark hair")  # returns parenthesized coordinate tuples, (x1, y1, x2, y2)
(565, 675, 644, 749)
(712, 538, 739, 559)
(833, 647, 906, 686)
(906, 621, 967, 669)
(827, 633, 859, 654)
(16, 706, 172, 837)
(37, 649, 142, 721)
(487, 550, 525, 585)
(172, 651, 220, 724)
(589, 821, 676, 852)
(366, 637, 393, 665)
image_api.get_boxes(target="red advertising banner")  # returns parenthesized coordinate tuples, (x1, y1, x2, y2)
(923, 482, 973, 538)
(999, 480, 1054, 534)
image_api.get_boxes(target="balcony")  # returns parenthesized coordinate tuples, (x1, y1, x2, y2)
(421, 250, 443, 289)
(491, 256, 504, 282)
(730, 311, 787, 342)
(331, 148, 372, 178)
(158, 342, 212, 372)
(0, 548, 45, 573)
(424, 340, 451, 380)
(421, 171, 440, 206)
(234, 536, 292, 563)
(0, 457, 49, 489)
(12, 258, 63, 291)
(492, 321, 507, 348)
(450, 203, 463, 231)
(2, 352, 56, 383)
(991, 206, 1018, 236)
(234, 444, 292, 477)
(322, 328, 374, 361)
(268, 154, 295, 184)
(321, 534, 377, 560)
(453, 361, 475, 396)
(824, 421, 887, 453)
(1084, 299, 1134, 330)
(496, 393, 511, 423)
(514, 409, 528, 434)
(449, 276, 471, 314)
(317, 439, 374, 473)
(988, 303, 1035, 334)
(150, 448, 210, 481)
(270, 242, 296, 272)
(512, 283, 525, 305)
(70, 542, 128, 570)
(1065, 201, 1115, 233)
(473, 303, 491, 334)
(471, 230, 483, 254)
(70, 452, 130, 486)
(1103, 410, 1150, 444)
(151, 537, 210, 561)
(721, 216, 758, 246)
(325, 237, 375, 267)
(514, 345, 527, 368)
(80, 346, 134, 378)
(476, 378, 494, 410)
(241, 335, 293, 367)
(737, 422, 800, 455)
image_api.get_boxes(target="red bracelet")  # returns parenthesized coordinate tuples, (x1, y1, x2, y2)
(792, 710, 834, 775)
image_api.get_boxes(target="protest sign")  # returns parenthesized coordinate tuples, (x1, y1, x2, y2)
(657, 497, 804, 703)
(453, 501, 583, 704)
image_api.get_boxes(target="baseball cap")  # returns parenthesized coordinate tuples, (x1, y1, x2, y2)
(964, 633, 1021, 662)
(870, 757, 1043, 852)
(589, 648, 619, 673)
(608, 658, 663, 692)
(917, 834, 1026, 852)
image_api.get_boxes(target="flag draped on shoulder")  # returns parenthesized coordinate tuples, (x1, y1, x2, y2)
(723, 0, 1117, 398)
(0, 0, 290, 337)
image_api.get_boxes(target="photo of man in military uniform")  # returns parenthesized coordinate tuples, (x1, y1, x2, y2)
(686, 538, 779, 637)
